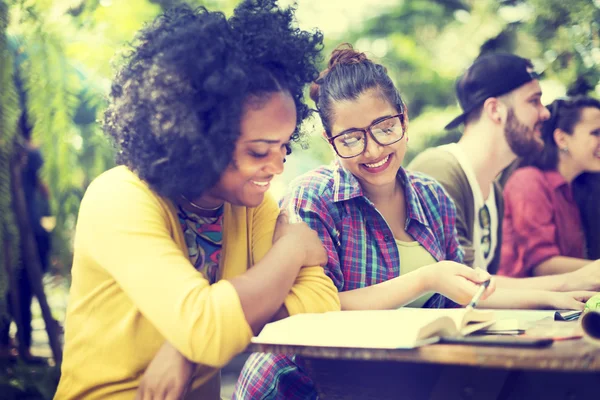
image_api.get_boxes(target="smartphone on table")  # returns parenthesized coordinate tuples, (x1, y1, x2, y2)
(439, 335, 553, 348)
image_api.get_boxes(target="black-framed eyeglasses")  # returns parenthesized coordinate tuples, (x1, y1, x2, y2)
(479, 205, 491, 259)
(327, 114, 406, 159)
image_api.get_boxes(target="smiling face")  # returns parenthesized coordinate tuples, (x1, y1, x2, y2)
(196, 91, 297, 208)
(560, 106, 600, 174)
(503, 80, 551, 157)
(328, 89, 407, 191)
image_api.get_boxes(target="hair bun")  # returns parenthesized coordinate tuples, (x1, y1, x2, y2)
(310, 43, 369, 106)
(328, 43, 368, 69)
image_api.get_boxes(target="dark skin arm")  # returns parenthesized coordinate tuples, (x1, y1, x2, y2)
(136, 213, 326, 400)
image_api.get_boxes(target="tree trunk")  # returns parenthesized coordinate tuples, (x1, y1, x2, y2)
(10, 146, 62, 365)
(3, 236, 27, 357)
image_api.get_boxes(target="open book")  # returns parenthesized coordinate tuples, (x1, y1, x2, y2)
(252, 308, 495, 349)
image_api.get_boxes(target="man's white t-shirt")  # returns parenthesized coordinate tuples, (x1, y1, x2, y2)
(440, 143, 498, 271)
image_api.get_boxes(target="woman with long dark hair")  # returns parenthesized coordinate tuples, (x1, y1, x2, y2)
(499, 96, 600, 278)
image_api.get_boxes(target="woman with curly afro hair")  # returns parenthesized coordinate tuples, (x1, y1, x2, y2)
(55, 1, 340, 399)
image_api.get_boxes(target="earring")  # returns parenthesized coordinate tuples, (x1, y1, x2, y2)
(560, 146, 569, 154)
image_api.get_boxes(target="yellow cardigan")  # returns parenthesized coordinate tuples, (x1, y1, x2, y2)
(55, 166, 340, 399)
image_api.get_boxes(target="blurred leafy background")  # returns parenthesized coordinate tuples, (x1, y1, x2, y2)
(0, 0, 598, 397)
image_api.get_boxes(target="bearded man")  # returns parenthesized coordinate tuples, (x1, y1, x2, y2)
(410, 53, 555, 282)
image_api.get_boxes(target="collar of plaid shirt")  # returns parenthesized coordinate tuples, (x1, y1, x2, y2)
(330, 162, 432, 228)
(286, 161, 463, 292)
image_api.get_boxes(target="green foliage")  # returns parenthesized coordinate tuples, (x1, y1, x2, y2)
(1, 0, 599, 272)
(0, 0, 21, 319)
(526, 0, 600, 95)
(8, 1, 117, 270)
(311, 0, 600, 166)
(0, 1, 597, 395)
(3, 0, 257, 271)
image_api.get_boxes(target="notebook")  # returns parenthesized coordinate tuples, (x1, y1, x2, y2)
(474, 310, 583, 335)
(475, 310, 551, 335)
(252, 308, 495, 349)
(476, 319, 526, 335)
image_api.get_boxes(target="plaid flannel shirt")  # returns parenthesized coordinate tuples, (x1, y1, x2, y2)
(234, 163, 464, 400)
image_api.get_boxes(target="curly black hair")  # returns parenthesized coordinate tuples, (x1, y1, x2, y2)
(104, 0, 323, 200)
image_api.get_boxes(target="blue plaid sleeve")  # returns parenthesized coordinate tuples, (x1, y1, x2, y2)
(280, 179, 345, 291)
(233, 353, 318, 400)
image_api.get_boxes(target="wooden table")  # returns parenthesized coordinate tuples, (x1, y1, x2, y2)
(248, 321, 600, 400)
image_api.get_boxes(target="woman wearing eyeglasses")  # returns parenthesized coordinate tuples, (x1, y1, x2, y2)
(276, 46, 496, 312)
(234, 45, 596, 400)
(499, 96, 600, 278)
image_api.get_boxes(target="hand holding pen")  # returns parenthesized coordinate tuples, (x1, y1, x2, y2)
(464, 266, 496, 309)
(466, 277, 492, 310)
(426, 262, 495, 307)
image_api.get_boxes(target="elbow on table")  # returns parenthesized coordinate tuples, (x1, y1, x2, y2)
(171, 282, 254, 367)
(177, 317, 252, 368)
(286, 272, 341, 314)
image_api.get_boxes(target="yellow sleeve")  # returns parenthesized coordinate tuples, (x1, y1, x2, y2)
(78, 172, 252, 367)
(283, 266, 341, 315)
(250, 194, 341, 315)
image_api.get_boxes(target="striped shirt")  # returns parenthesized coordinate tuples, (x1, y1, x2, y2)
(234, 162, 463, 400)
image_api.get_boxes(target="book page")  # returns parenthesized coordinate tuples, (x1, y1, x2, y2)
(434, 308, 494, 329)
(476, 309, 555, 334)
(485, 309, 555, 322)
(401, 308, 493, 333)
(253, 309, 459, 349)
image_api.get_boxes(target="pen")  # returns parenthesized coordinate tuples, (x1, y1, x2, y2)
(466, 278, 491, 309)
